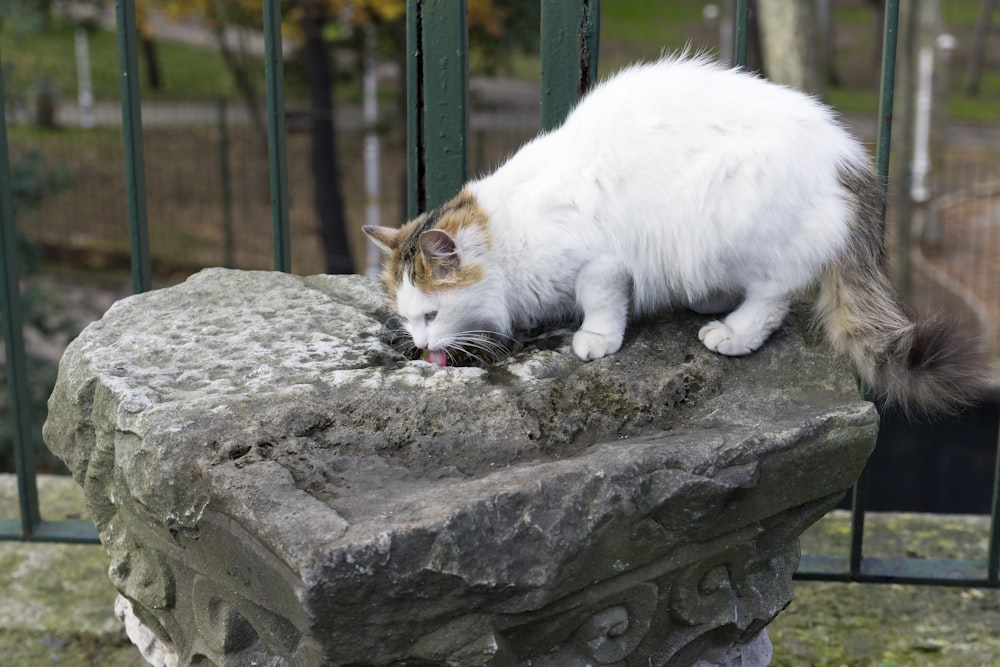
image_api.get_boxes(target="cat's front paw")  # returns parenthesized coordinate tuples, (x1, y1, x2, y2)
(572, 330, 623, 360)
(698, 321, 755, 356)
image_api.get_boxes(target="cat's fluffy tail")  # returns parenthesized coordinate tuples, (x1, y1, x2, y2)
(814, 163, 989, 416)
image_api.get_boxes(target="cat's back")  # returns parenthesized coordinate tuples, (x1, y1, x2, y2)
(473, 55, 864, 292)
(558, 55, 853, 161)
(573, 56, 821, 120)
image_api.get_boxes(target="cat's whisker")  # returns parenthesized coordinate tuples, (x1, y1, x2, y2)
(379, 320, 424, 360)
(442, 342, 484, 365)
(464, 331, 513, 352)
(460, 331, 515, 350)
(439, 330, 514, 366)
(446, 345, 485, 366)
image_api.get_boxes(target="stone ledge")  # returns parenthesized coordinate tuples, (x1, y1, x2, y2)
(4, 478, 997, 666)
(43, 269, 877, 665)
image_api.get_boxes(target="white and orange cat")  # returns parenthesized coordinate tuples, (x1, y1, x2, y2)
(365, 56, 984, 415)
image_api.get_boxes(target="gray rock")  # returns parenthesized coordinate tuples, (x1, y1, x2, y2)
(44, 268, 877, 666)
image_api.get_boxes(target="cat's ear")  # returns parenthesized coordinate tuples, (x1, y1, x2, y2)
(419, 229, 460, 277)
(363, 225, 400, 254)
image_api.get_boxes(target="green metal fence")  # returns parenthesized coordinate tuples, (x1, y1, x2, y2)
(0, 58, 98, 544)
(0, 0, 998, 590)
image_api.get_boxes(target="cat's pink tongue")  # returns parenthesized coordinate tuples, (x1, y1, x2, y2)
(427, 350, 448, 367)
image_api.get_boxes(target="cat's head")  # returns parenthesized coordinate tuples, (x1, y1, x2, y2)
(364, 190, 511, 366)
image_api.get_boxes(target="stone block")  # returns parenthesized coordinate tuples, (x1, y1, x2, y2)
(43, 268, 876, 666)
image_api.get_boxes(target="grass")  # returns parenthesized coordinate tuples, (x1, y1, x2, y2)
(826, 87, 880, 116)
(596, 0, 717, 75)
(0, 14, 251, 103)
(598, 0, 706, 48)
(770, 512, 1000, 666)
(942, 2, 991, 25)
(596, 0, 1000, 122)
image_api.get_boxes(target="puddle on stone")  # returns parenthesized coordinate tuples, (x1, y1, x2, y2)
(372, 309, 576, 369)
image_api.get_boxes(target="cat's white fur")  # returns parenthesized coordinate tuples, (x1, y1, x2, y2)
(371, 56, 985, 414)
(411, 57, 858, 358)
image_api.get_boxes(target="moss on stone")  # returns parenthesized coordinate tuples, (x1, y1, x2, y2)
(0, 475, 141, 664)
(0, 629, 140, 666)
(771, 511, 1000, 666)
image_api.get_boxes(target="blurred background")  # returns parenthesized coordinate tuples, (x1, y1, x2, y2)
(1, 0, 999, 511)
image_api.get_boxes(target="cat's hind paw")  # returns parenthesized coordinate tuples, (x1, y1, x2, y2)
(698, 321, 756, 356)
(572, 330, 623, 361)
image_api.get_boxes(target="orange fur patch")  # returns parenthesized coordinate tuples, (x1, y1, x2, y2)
(381, 188, 491, 297)
(434, 189, 490, 239)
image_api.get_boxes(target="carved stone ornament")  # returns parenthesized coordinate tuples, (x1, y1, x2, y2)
(43, 269, 876, 666)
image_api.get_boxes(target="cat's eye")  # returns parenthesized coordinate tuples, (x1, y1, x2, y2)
(425, 311, 438, 323)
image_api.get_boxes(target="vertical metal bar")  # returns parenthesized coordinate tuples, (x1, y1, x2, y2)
(988, 433, 1000, 582)
(115, 0, 151, 294)
(419, 0, 468, 210)
(581, 0, 600, 87)
(875, 0, 900, 225)
(843, 0, 900, 580)
(733, 0, 751, 68)
(849, 463, 870, 577)
(0, 56, 42, 538)
(263, 0, 291, 272)
(891, 1, 915, 299)
(540, 0, 601, 132)
(406, 0, 424, 219)
(218, 99, 235, 268)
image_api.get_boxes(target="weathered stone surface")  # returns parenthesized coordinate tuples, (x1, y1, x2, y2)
(43, 268, 877, 666)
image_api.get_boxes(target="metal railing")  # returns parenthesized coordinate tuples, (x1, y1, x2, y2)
(0, 59, 98, 542)
(0, 0, 997, 590)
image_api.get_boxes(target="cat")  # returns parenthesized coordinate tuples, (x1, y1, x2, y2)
(365, 55, 985, 415)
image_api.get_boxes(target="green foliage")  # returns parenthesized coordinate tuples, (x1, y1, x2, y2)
(468, 0, 541, 75)
(8, 149, 69, 226)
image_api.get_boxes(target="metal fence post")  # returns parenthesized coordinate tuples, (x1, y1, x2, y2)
(406, 0, 468, 215)
(843, 0, 899, 581)
(218, 99, 235, 268)
(115, 0, 152, 294)
(263, 0, 291, 273)
(0, 46, 102, 545)
(875, 0, 901, 223)
(405, 0, 424, 219)
(0, 51, 42, 540)
(990, 433, 1000, 583)
(733, 0, 751, 68)
(540, 0, 601, 132)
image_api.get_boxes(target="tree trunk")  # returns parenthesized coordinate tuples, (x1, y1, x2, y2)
(207, 0, 267, 145)
(816, 0, 840, 86)
(965, 0, 997, 95)
(890, 0, 921, 301)
(299, 1, 353, 274)
(756, 0, 823, 95)
(872, 0, 885, 69)
(140, 35, 162, 91)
